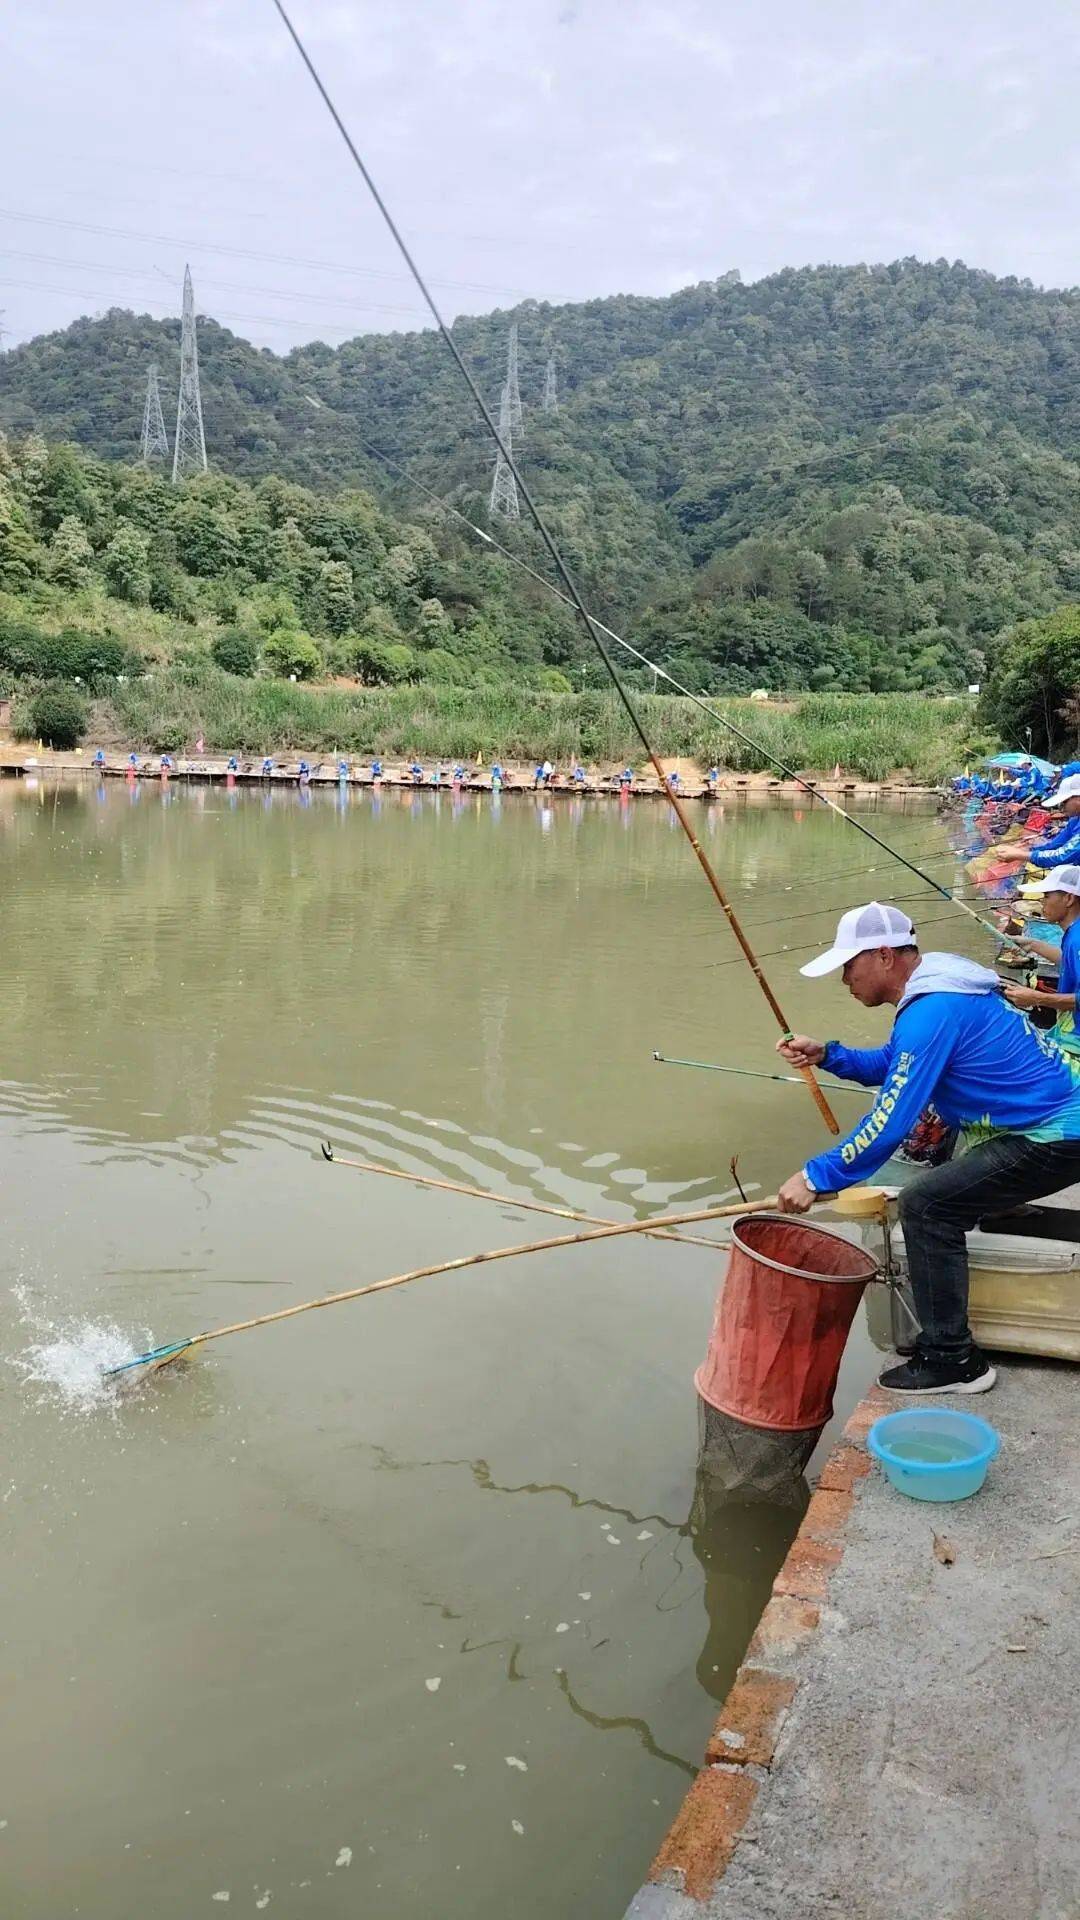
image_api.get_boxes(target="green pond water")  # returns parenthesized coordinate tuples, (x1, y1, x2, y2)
(0, 775, 962, 1919)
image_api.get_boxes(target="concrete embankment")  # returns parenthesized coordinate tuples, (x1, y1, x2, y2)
(626, 1366, 1080, 1920)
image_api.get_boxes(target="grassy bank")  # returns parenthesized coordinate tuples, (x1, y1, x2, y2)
(76, 672, 983, 781)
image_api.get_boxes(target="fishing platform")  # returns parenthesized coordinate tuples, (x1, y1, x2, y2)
(0, 751, 936, 808)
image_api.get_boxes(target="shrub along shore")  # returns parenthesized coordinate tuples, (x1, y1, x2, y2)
(6, 676, 980, 785)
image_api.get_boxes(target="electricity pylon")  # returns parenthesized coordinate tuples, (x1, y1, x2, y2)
(489, 382, 519, 520)
(505, 321, 523, 438)
(138, 362, 170, 465)
(172, 265, 207, 482)
(542, 354, 558, 413)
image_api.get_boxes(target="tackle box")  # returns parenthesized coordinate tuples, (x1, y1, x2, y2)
(887, 1220, 1080, 1361)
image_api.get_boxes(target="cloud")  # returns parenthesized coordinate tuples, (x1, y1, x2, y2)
(2, 0, 1079, 354)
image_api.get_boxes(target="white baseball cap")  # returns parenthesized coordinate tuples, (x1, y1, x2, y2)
(801, 901, 918, 978)
(1046, 774, 1080, 807)
(1027, 864, 1080, 898)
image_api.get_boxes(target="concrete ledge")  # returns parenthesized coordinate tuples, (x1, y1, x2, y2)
(648, 1768, 760, 1901)
(625, 1366, 1080, 1919)
(703, 1671, 797, 1769)
(629, 1388, 886, 1913)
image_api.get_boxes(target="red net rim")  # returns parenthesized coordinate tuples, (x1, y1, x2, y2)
(729, 1212, 879, 1285)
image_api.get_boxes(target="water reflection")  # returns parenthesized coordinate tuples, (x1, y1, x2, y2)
(0, 776, 942, 1920)
(365, 1432, 805, 1747)
(690, 1466, 809, 1699)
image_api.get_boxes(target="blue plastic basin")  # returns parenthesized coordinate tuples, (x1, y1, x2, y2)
(867, 1408, 1000, 1503)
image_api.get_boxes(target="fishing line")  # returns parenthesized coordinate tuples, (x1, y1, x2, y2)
(734, 885, 980, 937)
(339, 428, 1000, 939)
(270, 0, 840, 1136)
(740, 864, 965, 917)
(772, 844, 962, 893)
(704, 907, 971, 971)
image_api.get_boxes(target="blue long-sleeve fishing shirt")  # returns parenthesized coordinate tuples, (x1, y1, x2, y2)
(1027, 818, 1080, 868)
(1032, 820, 1075, 851)
(803, 954, 1080, 1194)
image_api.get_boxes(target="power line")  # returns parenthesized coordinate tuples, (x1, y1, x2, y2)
(0, 247, 430, 319)
(24, 159, 541, 255)
(0, 273, 405, 340)
(0, 205, 542, 301)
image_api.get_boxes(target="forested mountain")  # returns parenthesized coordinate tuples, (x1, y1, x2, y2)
(4, 258, 1080, 691)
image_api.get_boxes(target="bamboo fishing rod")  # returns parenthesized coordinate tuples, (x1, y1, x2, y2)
(269, 0, 839, 1142)
(105, 1192, 785, 1380)
(343, 434, 1002, 944)
(319, 1140, 729, 1249)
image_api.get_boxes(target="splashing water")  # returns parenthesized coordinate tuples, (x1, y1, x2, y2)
(10, 1284, 148, 1414)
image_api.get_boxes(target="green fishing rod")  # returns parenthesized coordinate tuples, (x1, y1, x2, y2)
(653, 1051, 863, 1093)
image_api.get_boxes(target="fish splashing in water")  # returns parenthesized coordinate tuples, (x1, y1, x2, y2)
(11, 1284, 147, 1414)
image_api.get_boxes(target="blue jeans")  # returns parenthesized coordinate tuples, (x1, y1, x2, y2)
(898, 1133, 1080, 1365)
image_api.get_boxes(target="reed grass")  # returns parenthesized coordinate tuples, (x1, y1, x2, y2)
(100, 672, 979, 781)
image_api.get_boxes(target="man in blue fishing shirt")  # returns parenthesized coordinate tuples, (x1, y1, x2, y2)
(1005, 863, 1080, 1056)
(775, 901, 1080, 1395)
(995, 772, 1080, 870)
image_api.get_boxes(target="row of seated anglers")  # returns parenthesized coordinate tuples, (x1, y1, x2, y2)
(982, 772, 1080, 873)
(97, 749, 725, 793)
(952, 759, 1080, 804)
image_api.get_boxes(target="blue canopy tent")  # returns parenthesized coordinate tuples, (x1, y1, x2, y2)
(983, 752, 1059, 778)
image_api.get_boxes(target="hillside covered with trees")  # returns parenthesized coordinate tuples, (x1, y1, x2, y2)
(0, 431, 984, 778)
(4, 259, 1080, 698)
(0, 432, 585, 695)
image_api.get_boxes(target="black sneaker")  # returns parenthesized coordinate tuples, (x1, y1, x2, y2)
(877, 1351, 997, 1395)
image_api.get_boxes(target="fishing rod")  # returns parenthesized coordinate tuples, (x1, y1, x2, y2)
(105, 1192, 789, 1382)
(270, 0, 839, 1138)
(653, 1051, 863, 1092)
(319, 1140, 729, 1249)
(342, 420, 1000, 941)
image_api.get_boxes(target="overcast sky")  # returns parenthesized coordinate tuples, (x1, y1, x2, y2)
(2, 0, 1079, 355)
